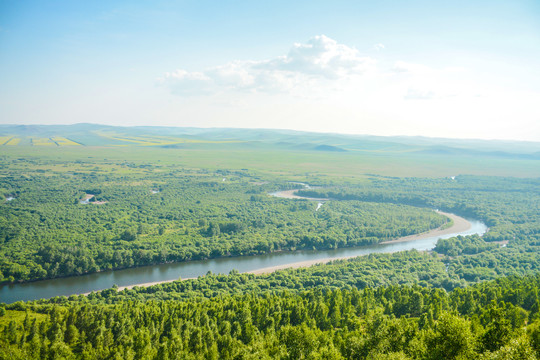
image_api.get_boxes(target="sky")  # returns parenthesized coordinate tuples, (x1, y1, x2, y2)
(1, 0, 539, 141)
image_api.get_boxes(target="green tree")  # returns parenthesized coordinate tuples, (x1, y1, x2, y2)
(423, 312, 476, 360)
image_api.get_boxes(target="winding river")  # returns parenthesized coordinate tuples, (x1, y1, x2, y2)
(0, 188, 487, 304)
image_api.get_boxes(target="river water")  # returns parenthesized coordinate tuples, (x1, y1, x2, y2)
(0, 218, 486, 304)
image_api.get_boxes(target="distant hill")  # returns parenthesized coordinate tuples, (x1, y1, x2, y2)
(416, 145, 540, 160)
(1, 124, 540, 159)
(313, 144, 347, 152)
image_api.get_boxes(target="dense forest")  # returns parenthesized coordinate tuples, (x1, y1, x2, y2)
(2, 274, 540, 359)
(297, 175, 540, 241)
(2, 165, 539, 284)
(0, 159, 453, 283)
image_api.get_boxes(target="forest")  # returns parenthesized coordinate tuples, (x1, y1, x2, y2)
(2, 166, 539, 284)
(1, 126, 540, 358)
(2, 274, 540, 359)
(0, 165, 449, 283)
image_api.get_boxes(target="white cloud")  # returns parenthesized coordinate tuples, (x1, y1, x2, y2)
(259, 35, 374, 78)
(373, 43, 385, 51)
(162, 35, 375, 96)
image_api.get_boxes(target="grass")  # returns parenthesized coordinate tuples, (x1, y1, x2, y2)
(3, 137, 81, 147)
(0, 136, 12, 145)
(30, 137, 55, 146)
(94, 130, 245, 146)
(1, 142, 539, 178)
(4, 137, 20, 146)
(50, 137, 81, 146)
(0, 126, 537, 178)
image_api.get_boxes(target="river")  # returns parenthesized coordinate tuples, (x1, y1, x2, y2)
(0, 188, 487, 304)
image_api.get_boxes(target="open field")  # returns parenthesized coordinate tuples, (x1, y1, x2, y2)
(30, 137, 56, 146)
(94, 130, 245, 146)
(0, 137, 12, 145)
(4, 137, 20, 145)
(1, 144, 539, 178)
(1, 124, 538, 177)
(1, 136, 82, 146)
(50, 136, 81, 146)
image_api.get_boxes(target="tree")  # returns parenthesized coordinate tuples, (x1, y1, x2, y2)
(120, 229, 136, 242)
(423, 312, 476, 360)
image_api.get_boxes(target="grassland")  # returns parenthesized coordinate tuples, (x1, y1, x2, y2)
(1, 137, 81, 147)
(1, 124, 538, 178)
(30, 137, 56, 146)
(0, 137, 12, 146)
(94, 130, 245, 146)
(1, 142, 539, 179)
(50, 136, 81, 146)
(5, 139, 20, 146)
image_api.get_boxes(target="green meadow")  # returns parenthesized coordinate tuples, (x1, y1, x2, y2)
(2, 134, 539, 179)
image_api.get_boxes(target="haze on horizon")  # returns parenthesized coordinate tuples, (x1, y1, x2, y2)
(1, 0, 539, 142)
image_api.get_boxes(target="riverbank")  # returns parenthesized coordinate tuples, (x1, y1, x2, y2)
(4, 211, 485, 302)
(3, 183, 486, 303)
(248, 212, 471, 275)
(115, 211, 472, 292)
(270, 189, 329, 201)
(380, 211, 471, 244)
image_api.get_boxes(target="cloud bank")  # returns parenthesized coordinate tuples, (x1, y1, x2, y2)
(162, 35, 375, 96)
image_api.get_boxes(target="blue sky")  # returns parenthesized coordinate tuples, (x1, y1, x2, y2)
(1, 0, 539, 140)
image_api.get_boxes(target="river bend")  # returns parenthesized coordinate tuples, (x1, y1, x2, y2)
(0, 188, 487, 303)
